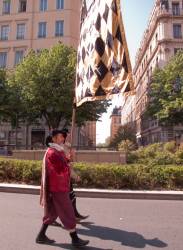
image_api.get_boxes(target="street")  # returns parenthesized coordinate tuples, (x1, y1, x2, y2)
(0, 192, 182, 250)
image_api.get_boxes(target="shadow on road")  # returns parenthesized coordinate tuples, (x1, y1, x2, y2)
(49, 221, 167, 249)
(51, 243, 112, 250)
(76, 221, 168, 249)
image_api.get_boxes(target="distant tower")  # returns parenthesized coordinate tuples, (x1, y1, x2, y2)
(110, 107, 122, 140)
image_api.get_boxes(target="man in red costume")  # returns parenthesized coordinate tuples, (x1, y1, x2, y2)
(36, 129, 89, 247)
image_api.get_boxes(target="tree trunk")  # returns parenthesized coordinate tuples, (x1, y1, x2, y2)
(25, 123, 29, 149)
(15, 115, 18, 149)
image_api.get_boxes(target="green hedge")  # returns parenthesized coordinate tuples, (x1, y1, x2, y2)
(0, 158, 41, 185)
(127, 142, 183, 165)
(0, 158, 183, 190)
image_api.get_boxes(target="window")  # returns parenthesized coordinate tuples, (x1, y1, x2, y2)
(56, 0, 64, 9)
(17, 132, 23, 139)
(19, 0, 27, 13)
(2, 0, 11, 14)
(155, 33, 158, 42)
(55, 20, 64, 36)
(38, 22, 47, 38)
(0, 52, 7, 68)
(156, 57, 159, 67)
(160, 1, 169, 10)
(150, 45, 152, 54)
(172, 3, 180, 16)
(1, 25, 9, 40)
(17, 23, 25, 39)
(150, 66, 153, 76)
(14, 50, 24, 66)
(173, 24, 182, 38)
(0, 132, 6, 139)
(40, 0, 47, 11)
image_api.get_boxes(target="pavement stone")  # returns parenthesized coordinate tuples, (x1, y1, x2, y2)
(0, 183, 183, 200)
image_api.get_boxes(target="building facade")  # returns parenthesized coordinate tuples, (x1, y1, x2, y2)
(0, 0, 96, 149)
(84, 121, 96, 148)
(0, 0, 81, 68)
(110, 106, 122, 140)
(121, 0, 183, 146)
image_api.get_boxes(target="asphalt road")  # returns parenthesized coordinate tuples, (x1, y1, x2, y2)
(0, 193, 182, 250)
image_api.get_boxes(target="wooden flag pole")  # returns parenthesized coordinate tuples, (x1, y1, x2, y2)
(70, 0, 85, 149)
(70, 101, 76, 148)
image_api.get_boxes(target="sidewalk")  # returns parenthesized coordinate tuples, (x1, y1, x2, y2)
(0, 183, 183, 200)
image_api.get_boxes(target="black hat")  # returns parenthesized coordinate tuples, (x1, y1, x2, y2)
(45, 129, 69, 147)
(60, 128, 69, 139)
(51, 129, 69, 138)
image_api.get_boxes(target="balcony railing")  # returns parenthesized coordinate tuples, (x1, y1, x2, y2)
(160, 7, 183, 17)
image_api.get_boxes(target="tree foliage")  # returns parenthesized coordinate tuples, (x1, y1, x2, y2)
(8, 43, 110, 129)
(109, 124, 136, 148)
(0, 69, 8, 120)
(145, 51, 183, 125)
(97, 137, 111, 148)
(0, 69, 39, 128)
(118, 139, 137, 153)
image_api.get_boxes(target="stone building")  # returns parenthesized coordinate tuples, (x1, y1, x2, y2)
(110, 106, 122, 140)
(0, 0, 96, 149)
(121, 0, 183, 145)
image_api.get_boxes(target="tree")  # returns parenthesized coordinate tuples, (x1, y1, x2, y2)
(96, 137, 111, 148)
(109, 124, 136, 148)
(118, 139, 137, 153)
(0, 69, 40, 148)
(0, 69, 8, 121)
(145, 51, 183, 125)
(8, 43, 110, 130)
(0, 69, 22, 125)
(76, 100, 111, 127)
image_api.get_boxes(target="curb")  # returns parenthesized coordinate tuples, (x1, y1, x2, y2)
(0, 183, 183, 200)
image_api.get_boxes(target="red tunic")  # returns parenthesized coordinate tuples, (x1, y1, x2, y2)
(45, 148, 70, 192)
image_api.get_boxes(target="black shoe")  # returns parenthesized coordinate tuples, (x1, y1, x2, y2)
(76, 215, 89, 222)
(72, 238, 89, 247)
(36, 235, 55, 244)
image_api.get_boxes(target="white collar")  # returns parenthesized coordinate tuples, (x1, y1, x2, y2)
(48, 143, 65, 152)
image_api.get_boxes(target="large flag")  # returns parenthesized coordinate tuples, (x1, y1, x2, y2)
(75, 0, 134, 107)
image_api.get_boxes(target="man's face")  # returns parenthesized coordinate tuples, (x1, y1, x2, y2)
(52, 133, 65, 145)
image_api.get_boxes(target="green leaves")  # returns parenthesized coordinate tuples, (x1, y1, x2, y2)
(1, 157, 183, 190)
(8, 44, 110, 129)
(109, 124, 136, 149)
(146, 51, 183, 125)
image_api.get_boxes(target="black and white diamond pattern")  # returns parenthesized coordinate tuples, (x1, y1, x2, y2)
(76, 0, 133, 106)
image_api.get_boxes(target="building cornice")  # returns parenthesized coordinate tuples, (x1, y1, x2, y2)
(134, 37, 183, 87)
(0, 8, 80, 18)
(134, 8, 183, 73)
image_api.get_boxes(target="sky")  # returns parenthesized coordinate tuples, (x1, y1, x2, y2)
(96, 0, 155, 144)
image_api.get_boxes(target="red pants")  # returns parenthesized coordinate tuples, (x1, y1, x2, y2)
(43, 192, 76, 230)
